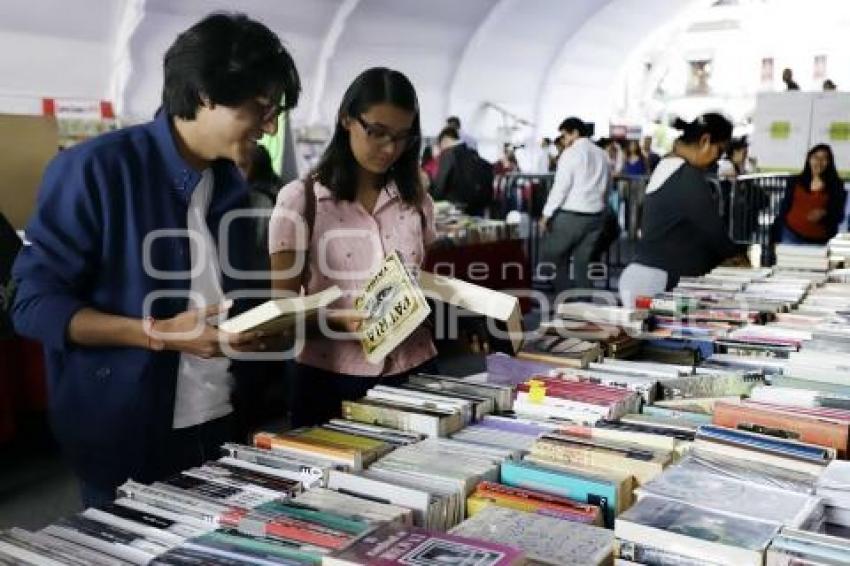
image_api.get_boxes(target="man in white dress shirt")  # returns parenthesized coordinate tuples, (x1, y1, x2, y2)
(538, 117, 611, 292)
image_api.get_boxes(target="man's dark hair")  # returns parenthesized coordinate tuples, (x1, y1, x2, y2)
(438, 127, 460, 143)
(558, 117, 588, 137)
(672, 113, 732, 145)
(446, 116, 461, 129)
(162, 12, 301, 119)
(313, 67, 423, 207)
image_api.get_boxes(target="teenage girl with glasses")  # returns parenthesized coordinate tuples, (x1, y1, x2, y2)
(269, 67, 437, 427)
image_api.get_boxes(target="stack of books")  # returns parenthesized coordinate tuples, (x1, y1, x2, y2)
(517, 333, 603, 368)
(450, 414, 555, 454)
(323, 521, 525, 566)
(775, 244, 832, 272)
(535, 301, 648, 359)
(464, 480, 602, 525)
(512, 376, 642, 424)
(829, 233, 850, 263)
(615, 495, 780, 565)
(816, 461, 850, 532)
(433, 201, 519, 243)
(361, 437, 511, 529)
(450, 505, 613, 565)
(529, 430, 673, 486)
(767, 528, 850, 563)
(340, 386, 471, 437)
(712, 400, 850, 458)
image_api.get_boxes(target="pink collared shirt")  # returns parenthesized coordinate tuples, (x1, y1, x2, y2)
(269, 179, 438, 376)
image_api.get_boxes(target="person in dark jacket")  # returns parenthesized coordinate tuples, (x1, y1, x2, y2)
(773, 144, 847, 245)
(432, 127, 492, 216)
(619, 113, 746, 306)
(11, 12, 301, 507)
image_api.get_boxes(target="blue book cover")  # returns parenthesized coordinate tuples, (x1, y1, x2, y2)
(696, 425, 832, 463)
(500, 460, 618, 528)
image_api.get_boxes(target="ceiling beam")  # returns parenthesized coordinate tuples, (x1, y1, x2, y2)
(108, 0, 147, 117)
(307, 0, 360, 125)
(444, 0, 517, 127)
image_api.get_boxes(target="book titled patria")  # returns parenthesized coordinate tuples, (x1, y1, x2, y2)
(355, 251, 431, 365)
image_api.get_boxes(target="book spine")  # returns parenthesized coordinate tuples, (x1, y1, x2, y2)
(712, 402, 849, 457)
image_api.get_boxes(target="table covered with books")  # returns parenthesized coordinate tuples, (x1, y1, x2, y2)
(423, 201, 530, 299)
(8, 242, 850, 565)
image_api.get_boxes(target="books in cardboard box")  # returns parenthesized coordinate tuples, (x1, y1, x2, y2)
(354, 251, 431, 365)
(450, 505, 613, 566)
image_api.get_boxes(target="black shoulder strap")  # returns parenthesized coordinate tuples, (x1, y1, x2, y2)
(302, 176, 317, 289)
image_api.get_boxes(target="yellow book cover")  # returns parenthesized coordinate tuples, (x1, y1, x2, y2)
(254, 433, 363, 469)
(354, 251, 430, 365)
(295, 427, 389, 454)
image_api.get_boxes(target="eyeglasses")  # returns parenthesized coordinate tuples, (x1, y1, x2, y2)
(250, 99, 286, 123)
(355, 115, 419, 149)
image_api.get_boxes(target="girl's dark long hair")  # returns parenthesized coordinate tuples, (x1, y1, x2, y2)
(798, 144, 842, 194)
(312, 67, 423, 206)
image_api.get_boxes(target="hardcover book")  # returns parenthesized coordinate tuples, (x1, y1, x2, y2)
(219, 286, 342, 334)
(355, 251, 431, 364)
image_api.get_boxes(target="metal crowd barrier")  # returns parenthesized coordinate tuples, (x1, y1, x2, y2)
(727, 173, 793, 265)
(490, 170, 841, 281)
(491, 173, 652, 289)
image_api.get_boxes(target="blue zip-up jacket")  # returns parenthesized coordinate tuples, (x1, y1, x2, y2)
(11, 111, 258, 487)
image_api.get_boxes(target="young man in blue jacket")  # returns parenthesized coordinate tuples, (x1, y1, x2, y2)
(11, 12, 301, 507)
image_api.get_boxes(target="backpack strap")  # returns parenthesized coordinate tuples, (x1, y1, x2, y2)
(301, 176, 317, 290)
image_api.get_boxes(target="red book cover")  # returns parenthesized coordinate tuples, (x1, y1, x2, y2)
(713, 401, 850, 457)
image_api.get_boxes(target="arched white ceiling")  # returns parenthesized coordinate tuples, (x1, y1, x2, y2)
(447, 0, 614, 142)
(537, 0, 703, 137)
(0, 0, 705, 136)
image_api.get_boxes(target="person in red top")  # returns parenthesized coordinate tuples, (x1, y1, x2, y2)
(774, 144, 847, 245)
